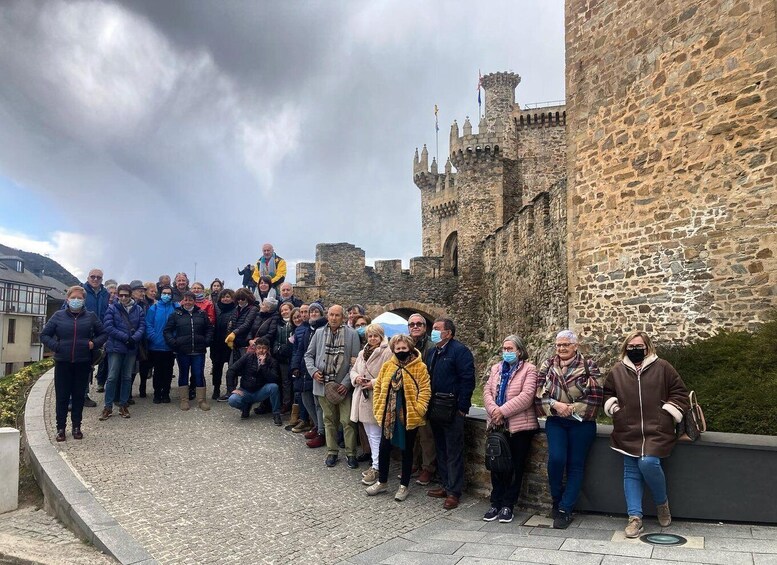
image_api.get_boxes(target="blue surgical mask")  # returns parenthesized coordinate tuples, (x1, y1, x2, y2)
(502, 351, 517, 363)
(68, 298, 84, 310)
(356, 326, 366, 337)
(430, 330, 442, 344)
(160, 294, 172, 304)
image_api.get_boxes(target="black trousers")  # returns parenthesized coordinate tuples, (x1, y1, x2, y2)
(378, 427, 418, 486)
(54, 361, 91, 430)
(210, 345, 231, 389)
(150, 350, 175, 398)
(489, 429, 536, 510)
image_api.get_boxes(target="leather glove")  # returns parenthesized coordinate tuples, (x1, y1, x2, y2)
(225, 332, 236, 350)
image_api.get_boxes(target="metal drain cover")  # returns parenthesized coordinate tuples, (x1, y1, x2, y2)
(640, 533, 687, 546)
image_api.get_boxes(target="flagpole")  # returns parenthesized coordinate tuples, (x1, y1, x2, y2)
(434, 104, 440, 166)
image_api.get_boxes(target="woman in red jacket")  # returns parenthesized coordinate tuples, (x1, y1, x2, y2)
(482, 335, 539, 524)
(604, 330, 689, 538)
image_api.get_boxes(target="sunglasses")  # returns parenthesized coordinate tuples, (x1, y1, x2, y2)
(408, 322, 425, 328)
(118, 293, 130, 298)
(89, 275, 103, 280)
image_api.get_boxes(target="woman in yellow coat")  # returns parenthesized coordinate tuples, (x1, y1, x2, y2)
(365, 334, 431, 501)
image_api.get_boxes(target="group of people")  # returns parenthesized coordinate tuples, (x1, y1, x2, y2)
(40, 242, 690, 538)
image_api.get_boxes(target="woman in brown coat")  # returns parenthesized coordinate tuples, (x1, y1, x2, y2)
(603, 331, 689, 538)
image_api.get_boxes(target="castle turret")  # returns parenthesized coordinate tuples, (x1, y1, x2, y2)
(481, 71, 521, 122)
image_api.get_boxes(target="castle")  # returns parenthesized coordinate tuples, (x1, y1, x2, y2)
(296, 0, 776, 361)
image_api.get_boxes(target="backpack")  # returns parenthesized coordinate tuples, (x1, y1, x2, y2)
(484, 429, 512, 473)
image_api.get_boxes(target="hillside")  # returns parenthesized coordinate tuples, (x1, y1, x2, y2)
(0, 243, 80, 286)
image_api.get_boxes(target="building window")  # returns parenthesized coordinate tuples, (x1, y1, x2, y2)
(7, 318, 15, 344)
(4, 363, 13, 376)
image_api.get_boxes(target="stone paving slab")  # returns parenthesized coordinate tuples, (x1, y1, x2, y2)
(36, 359, 776, 565)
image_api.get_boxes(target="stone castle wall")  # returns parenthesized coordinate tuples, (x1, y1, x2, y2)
(566, 0, 777, 353)
(295, 243, 456, 321)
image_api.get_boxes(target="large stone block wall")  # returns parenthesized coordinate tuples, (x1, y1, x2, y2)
(482, 180, 569, 361)
(295, 243, 457, 320)
(515, 110, 567, 204)
(566, 0, 777, 352)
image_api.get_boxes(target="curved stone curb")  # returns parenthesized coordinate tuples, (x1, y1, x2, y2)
(23, 367, 157, 565)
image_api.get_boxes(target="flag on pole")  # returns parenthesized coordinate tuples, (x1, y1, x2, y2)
(434, 104, 439, 132)
(477, 70, 482, 115)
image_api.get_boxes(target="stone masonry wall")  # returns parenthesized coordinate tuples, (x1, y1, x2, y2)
(566, 0, 777, 353)
(294, 243, 457, 321)
(515, 109, 567, 205)
(482, 180, 569, 362)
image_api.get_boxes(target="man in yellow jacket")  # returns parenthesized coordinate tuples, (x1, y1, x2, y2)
(253, 243, 287, 291)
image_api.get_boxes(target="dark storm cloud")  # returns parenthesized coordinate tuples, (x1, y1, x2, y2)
(0, 0, 564, 285)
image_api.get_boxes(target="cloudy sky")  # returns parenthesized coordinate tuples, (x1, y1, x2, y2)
(0, 0, 564, 287)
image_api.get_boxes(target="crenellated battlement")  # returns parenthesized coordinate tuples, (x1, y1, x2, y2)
(515, 106, 566, 129)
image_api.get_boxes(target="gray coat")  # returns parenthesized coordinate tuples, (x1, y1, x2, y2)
(304, 324, 361, 396)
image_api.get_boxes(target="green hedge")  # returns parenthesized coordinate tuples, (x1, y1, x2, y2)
(0, 359, 54, 428)
(657, 316, 777, 436)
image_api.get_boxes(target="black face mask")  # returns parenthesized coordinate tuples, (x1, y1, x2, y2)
(395, 350, 411, 362)
(626, 348, 646, 365)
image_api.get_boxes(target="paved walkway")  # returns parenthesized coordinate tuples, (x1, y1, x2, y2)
(40, 363, 777, 565)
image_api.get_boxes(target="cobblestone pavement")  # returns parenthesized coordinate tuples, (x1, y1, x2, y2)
(43, 360, 777, 565)
(0, 506, 116, 564)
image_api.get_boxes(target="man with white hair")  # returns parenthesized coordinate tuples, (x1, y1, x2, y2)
(253, 243, 287, 291)
(278, 281, 302, 307)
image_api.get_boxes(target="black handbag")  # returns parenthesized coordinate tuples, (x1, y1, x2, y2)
(678, 390, 706, 442)
(485, 427, 513, 473)
(428, 392, 457, 425)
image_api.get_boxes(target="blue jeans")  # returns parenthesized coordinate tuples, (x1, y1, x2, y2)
(177, 354, 206, 387)
(623, 455, 667, 518)
(227, 384, 280, 413)
(105, 352, 136, 409)
(431, 412, 466, 498)
(545, 416, 596, 513)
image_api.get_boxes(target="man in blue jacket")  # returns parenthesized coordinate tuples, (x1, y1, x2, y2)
(424, 318, 475, 510)
(83, 268, 109, 405)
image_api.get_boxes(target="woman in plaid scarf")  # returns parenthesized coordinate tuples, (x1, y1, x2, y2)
(535, 329, 604, 530)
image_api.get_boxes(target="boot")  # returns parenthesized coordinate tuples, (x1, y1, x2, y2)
(288, 404, 300, 426)
(196, 387, 211, 411)
(179, 386, 190, 411)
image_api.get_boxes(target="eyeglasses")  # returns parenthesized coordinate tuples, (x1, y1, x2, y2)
(237, 298, 247, 303)
(555, 343, 575, 348)
(626, 345, 647, 351)
(408, 322, 425, 328)
(89, 275, 103, 280)
(118, 294, 130, 298)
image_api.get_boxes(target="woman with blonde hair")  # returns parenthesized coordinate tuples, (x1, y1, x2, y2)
(604, 330, 689, 538)
(365, 334, 431, 501)
(349, 323, 393, 486)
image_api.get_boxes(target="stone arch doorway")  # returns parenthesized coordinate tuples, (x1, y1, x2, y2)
(443, 232, 458, 276)
(372, 300, 447, 329)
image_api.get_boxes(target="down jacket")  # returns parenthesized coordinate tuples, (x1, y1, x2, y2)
(483, 361, 539, 433)
(603, 354, 689, 458)
(40, 308, 107, 363)
(349, 338, 393, 424)
(228, 304, 257, 349)
(226, 352, 280, 393)
(103, 301, 145, 354)
(372, 351, 431, 431)
(145, 300, 176, 352)
(163, 305, 213, 355)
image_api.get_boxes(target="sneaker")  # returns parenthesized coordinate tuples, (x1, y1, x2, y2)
(217, 394, 230, 402)
(325, 454, 339, 467)
(98, 408, 112, 421)
(83, 396, 97, 408)
(292, 420, 311, 433)
(657, 501, 672, 527)
(394, 485, 409, 502)
(553, 510, 573, 529)
(625, 516, 644, 538)
(346, 456, 359, 469)
(483, 506, 499, 522)
(498, 507, 514, 523)
(365, 482, 388, 496)
(119, 406, 131, 418)
(273, 413, 283, 426)
(362, 467, 379, 485)
(416, 470, 433, 486)
(96, 385, 105, 393)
